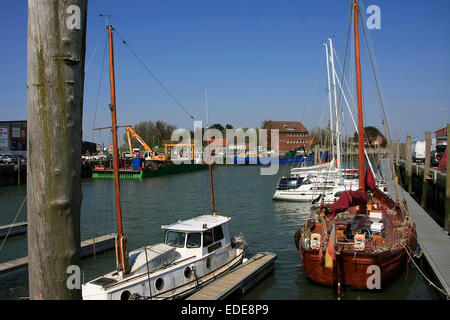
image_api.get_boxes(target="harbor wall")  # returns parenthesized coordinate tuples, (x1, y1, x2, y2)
(395, 161, 446, 227)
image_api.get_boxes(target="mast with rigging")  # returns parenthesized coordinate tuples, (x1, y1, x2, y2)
(328, 37, 341, 170)
(205, 89, 216, 215)
(353, 0, 365, 192)
(107, 24, 130, 275)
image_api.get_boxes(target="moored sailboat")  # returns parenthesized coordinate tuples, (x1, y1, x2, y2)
(294, 0, 417, 293)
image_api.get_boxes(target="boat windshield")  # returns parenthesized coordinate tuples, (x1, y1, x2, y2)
(165, 231, 186, 248)
(186, 233, 201, 248)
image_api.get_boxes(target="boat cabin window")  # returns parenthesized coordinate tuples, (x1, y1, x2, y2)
(186, 233, 201, 248)
(213, 226, 224, 242)
(166, 231, 186, 248)
(203, 229, 213, 247)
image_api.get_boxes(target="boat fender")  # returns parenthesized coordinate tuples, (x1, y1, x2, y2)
(303, 238, 310, 249)
(310, 233, 321, 250)
(354, 234, 365, 251)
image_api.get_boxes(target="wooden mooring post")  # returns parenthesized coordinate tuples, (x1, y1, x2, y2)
(27, 0, 88, 299)
(421, 131, 431, 208)
(406, 135, 412, 193)
(314, 146, 319, 164)
(17, 162, 20, 186)
(396, 139, 400, 164)
(446, 124, 450, 231)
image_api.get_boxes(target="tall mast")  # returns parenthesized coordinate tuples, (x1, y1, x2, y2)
(108, 25, 130, 275)
(205, 89, 216, 215)
(328, 37, 341, 170)
(208, 158, 216, 215)
(324, 43, 335, 163)
(353, 0, 365, 192)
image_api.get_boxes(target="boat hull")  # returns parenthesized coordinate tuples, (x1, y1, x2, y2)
(82, 242, 245, 300)
(92, 163, 208, 179)
(299, 246, 406, 289)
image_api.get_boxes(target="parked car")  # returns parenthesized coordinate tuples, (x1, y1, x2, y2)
(122, 152, 132, 159)
(0, 154, 19, 164)
(430, 150, 442, 167)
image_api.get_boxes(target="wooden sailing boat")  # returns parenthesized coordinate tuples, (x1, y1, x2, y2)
(294, 0, 417, 292)
(82, 24, 246, 300)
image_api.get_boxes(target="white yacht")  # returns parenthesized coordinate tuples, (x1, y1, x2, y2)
(82, 215, 246, 300)
(273, 175, 359, 203)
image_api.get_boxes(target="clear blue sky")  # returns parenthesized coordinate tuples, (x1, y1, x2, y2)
(0, 0, 449, 144)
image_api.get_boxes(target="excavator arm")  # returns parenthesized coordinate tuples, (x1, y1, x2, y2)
(125, 126, 170, 161)
(126, 126, 153, 152)
(126, 129, 134, 157)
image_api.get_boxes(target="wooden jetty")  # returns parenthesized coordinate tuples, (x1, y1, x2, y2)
(0, 221, 27, 238)
(186, 252, 276, 300)
(380, 156, 450, 296)
(0, 233, 116, 275)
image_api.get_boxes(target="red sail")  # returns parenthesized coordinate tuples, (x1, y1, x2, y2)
(365, 166, 376, 191)
(325, 190, 367, 219)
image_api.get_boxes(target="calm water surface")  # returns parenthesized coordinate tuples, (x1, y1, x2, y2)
(0, 164, 439, 299)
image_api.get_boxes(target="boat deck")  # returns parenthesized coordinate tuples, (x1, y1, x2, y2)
(380, 156, 450, 296)
(186, 252, 276, 300)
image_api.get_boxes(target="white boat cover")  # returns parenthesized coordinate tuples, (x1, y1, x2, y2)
(129, 243, 177, 275)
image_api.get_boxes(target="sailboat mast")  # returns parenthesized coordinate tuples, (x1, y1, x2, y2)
(107, 25, 130, 274)
(205, 89, 216, 215)
(328, 37, 341, 170)
(324, 43, 335, 163)
(353, 0, 365, 191)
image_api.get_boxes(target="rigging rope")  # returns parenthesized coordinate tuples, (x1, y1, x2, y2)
(113, 28, 196, 121)
(91, 30, 109, 143)
(403, 244, 450, 297)
(86, 29, 107, 73)
(0, 196, 27, 252)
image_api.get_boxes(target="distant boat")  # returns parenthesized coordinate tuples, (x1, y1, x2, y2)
(82, 24, 246, 300)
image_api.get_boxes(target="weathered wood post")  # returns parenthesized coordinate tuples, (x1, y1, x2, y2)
(445, 124, 450, 231)
(396, 139, 400, 164)
(17, 161, 21, 185)
(406, 135, 412, 193)
(421, 131, 431, 208)
(27, 0, 87, 299)
(314, 145, 319, 164)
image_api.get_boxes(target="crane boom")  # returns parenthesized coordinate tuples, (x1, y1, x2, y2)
(125, 126, 170, 161)
(126, 126, 153, 154)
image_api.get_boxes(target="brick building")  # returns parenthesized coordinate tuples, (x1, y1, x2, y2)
(264, 121, 313, 153)
(435, 127, 447, 146)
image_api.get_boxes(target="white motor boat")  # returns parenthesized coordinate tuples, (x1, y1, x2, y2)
(273, 175, 359, 203)
(82, 25, 246, 300)
(82, 215, 246, 300)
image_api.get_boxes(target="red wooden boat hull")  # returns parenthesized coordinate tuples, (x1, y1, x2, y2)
(299, 246, 406, 289)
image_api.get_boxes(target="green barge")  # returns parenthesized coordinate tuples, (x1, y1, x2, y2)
(92, 162, 208, 179)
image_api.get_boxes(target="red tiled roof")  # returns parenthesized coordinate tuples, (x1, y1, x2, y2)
(265, 121, 308, 133)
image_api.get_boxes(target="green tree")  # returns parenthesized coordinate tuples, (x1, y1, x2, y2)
(261, 120, 272, 129)
(123, 120, 177, 151)
(353, 126, 386, 147)
(309, 126, 330, 147)
(209, 123, 225, 132)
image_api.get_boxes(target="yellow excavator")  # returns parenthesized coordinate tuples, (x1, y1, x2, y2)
(125, 126, 170, 161)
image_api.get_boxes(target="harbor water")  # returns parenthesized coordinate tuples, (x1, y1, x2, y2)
(0, 164, 440, 299)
